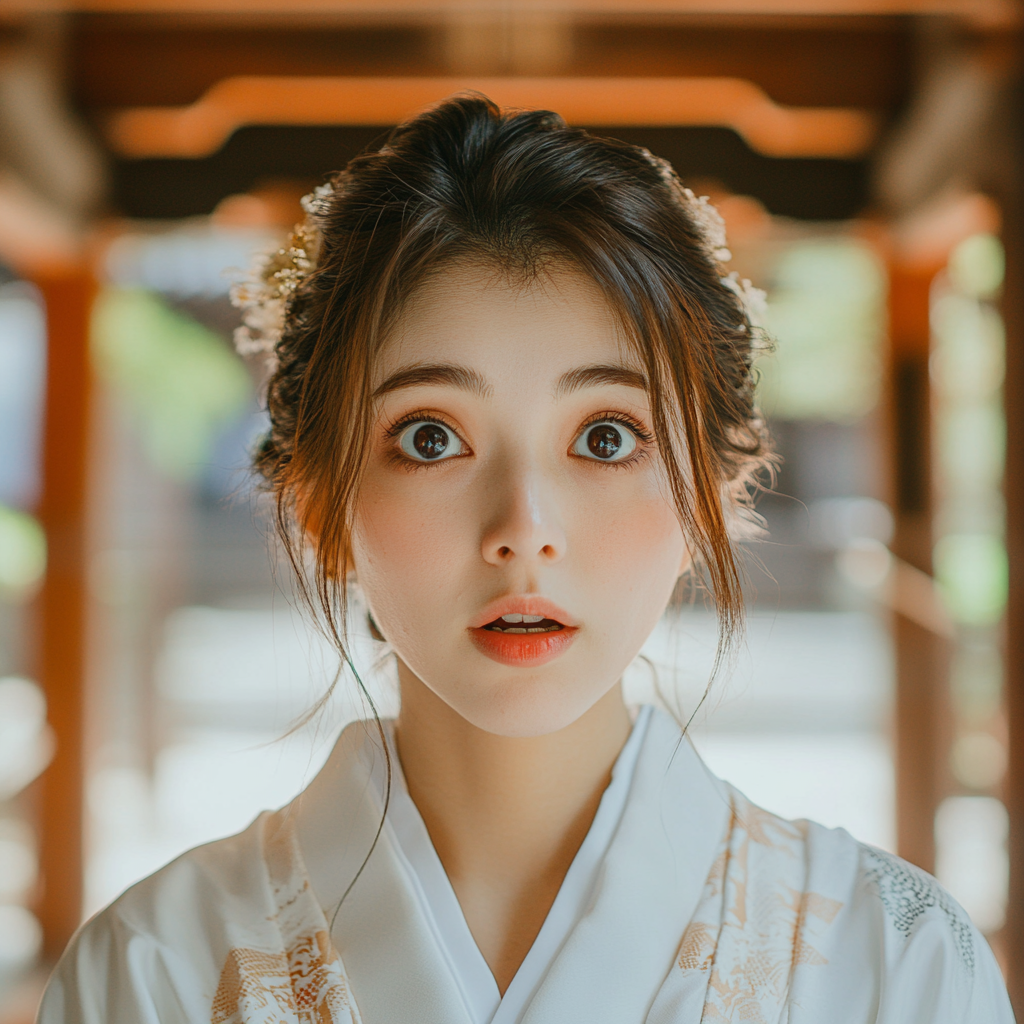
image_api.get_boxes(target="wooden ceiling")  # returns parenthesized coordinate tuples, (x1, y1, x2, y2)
(3, 1, 1014, 219)
(5, 0, 1020, 17)
(69, 15, 914, 110)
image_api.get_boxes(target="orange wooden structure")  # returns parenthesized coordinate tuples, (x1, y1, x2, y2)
(999, 133, 1024, 1014)
(885, 262, 950, 875)
(33, 267, 97, 961)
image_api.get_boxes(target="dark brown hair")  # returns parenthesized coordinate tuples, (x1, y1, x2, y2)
(255, 93, 771, 683)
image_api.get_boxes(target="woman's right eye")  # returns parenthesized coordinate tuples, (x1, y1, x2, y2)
(397, 421, 464, 462)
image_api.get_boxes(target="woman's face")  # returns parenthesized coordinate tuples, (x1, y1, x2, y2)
(351, 263, 689, 737)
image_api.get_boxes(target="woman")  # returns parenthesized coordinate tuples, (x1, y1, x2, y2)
(39, 95, 1014, 1023)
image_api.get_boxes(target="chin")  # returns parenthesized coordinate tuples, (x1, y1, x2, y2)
(449, 671, 612, 738)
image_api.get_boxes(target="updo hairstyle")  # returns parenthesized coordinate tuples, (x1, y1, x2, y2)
(247, 94, 772, 677)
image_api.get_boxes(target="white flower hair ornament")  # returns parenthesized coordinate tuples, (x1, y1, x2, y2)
(643, 149, 768, 331)
(230, 183, 332, 371)
(229, 177, 767, 368)
(686, 191, 768, 331)
(722, 271, 769, 330)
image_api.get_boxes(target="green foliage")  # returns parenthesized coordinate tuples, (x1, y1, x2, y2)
(757, 240, 885, 422)
(0, 505, 46, 601)
(92, 289, 250, 481)
(948, 234, 1004, 300)
(935, 533, 1008, 627)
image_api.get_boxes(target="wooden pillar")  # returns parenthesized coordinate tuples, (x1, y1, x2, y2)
(887, 262, 950, 874)
(33, 266, 96, 960)
(1001, 102, 1024, 1014)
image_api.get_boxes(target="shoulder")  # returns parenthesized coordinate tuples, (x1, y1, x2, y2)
(721, 787, 980, 976)
(707, 784, 1013, 1021)
(853, 843, 975, 972)
(798, 821, 1014, 1021)
(92, 810, 279, 944)
(38, 812, 283, 1024)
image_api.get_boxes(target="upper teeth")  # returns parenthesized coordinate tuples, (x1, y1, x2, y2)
(501, 613, 544, 623)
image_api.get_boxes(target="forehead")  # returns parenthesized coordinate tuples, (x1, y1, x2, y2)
(377, 262, 635, 379)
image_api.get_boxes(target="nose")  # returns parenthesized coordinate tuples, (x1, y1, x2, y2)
(480, 465, 566, 567)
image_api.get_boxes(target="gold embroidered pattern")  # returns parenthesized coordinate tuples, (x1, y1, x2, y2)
(211, 947, 292, 1023)
(210, 811, 359, 1024)
(675, 791, 844, 1023)
(211, 929, 351, 1024)
(677, 923, 718, 972)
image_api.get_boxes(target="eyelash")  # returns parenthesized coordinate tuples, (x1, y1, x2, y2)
(383, 410, 467, 472)
(382, 409, 655, 470)
(575, 411, 655, 470)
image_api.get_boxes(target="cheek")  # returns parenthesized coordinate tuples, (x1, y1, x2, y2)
(583, 479, 683, 563)
(350, 469, 473, 622)
(574, 486, 684, 614)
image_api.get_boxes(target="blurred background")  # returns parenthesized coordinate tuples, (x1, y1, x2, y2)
(0, 0, 1021, 1019)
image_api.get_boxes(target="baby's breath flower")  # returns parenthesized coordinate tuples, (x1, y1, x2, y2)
(641, 149, 767, 327)
(721, 272, 768, 330)
(231, 193, 328, 368)
(679, 187, 732, 264)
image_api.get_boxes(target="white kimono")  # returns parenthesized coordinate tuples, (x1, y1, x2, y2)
(39, 706, 1015, 1024)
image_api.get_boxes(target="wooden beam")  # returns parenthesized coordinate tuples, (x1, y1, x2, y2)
(1000, 97, 1024, 1019)
(103, 75, 879, 159)
(886, 261, 951, 874)
(570, 21, 912, 108)
(69, 18, 912, 111)
(4, 0, 1022, 26)
(32, 265, 96, 961)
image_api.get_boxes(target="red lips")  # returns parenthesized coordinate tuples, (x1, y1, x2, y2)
(468, 595, 579, 667)
(469, 624, 578, 667)
(469, 596, 578, 630)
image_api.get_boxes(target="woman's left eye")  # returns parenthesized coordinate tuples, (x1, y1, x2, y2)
(572, 420, 638, 462)
(397, 420, 464, 462)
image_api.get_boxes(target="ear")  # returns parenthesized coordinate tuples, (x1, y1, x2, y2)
(295, 485, 354, 579)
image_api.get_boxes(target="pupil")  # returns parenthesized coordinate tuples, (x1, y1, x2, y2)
(414, 424, 449, 459)
(588, 425, 622, 459)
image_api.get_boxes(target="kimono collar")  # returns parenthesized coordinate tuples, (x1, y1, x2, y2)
(293, 707, 729, 1024)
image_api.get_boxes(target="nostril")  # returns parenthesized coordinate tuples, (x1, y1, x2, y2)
(498, 545, 512, 559)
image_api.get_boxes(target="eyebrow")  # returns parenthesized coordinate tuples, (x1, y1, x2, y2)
(372, 364, 492, 399)
(554, 364, 648, 397)
(372, 361, 648, 400)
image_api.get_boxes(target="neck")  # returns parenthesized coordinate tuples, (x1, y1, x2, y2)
(393, 664, 632, 993)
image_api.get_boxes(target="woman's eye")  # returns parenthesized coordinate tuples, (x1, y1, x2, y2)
(572, 420, 638, 462)
(398, 420, 464, 462)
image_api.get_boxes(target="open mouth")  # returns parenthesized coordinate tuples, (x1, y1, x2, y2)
(481, 614, 565, 634)
(470, 603, 577, 667)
